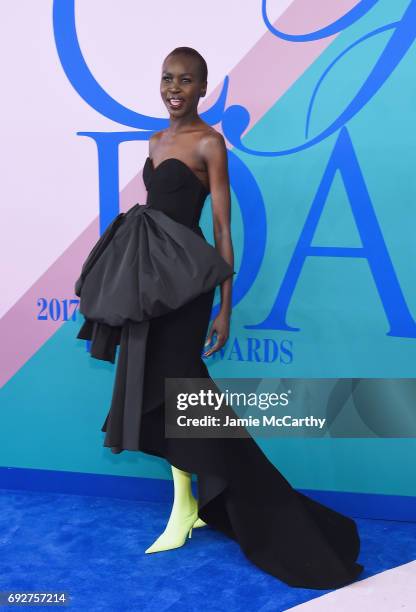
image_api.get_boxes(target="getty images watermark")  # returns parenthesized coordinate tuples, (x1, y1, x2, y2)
(165, 378, 416, 439)
(175, 388, 325, 429)
(165, 378, 328, 439)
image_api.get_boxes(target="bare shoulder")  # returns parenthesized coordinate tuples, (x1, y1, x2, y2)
(198, 127, 227, 162)
(148, 130, 167, 157)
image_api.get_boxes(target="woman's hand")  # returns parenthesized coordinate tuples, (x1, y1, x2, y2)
(203, 310, 230, 357)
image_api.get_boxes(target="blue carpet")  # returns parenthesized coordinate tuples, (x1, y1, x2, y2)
(0, 489, 415, 612)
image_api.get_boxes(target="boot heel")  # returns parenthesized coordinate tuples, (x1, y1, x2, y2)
(188, 527, 193, 539)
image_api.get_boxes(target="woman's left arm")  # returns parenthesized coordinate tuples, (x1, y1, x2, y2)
(201, 132, 234, 357)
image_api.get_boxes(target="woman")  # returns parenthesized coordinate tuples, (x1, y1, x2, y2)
(75, 47, 364, 589)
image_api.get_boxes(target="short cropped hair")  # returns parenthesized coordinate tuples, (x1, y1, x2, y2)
(165, 47, 208, 83)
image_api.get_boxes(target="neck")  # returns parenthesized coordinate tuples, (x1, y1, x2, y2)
(168, 111, 202, 133)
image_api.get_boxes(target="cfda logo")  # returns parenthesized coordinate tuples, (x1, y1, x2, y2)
(53, 0, 416, 338)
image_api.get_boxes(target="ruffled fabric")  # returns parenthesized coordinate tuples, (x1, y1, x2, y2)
(75, 203, 234, 363)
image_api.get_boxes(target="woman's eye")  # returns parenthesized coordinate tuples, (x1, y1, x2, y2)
(162, 76, 191, 83)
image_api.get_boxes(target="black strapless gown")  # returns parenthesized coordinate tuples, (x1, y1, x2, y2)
(74, 156, 363, 590)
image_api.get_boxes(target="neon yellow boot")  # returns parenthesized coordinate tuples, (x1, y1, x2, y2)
(145, 465, 200, 554)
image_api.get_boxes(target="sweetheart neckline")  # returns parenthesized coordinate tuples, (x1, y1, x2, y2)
(146, 156, 209, 193)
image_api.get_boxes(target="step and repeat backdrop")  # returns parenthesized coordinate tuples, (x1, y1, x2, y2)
(1, 1, 415, 503)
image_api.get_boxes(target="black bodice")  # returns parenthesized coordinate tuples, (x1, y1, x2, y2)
(143, 156, 209, 232)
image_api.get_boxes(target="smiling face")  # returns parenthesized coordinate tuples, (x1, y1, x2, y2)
(160, 53, 207, 116)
